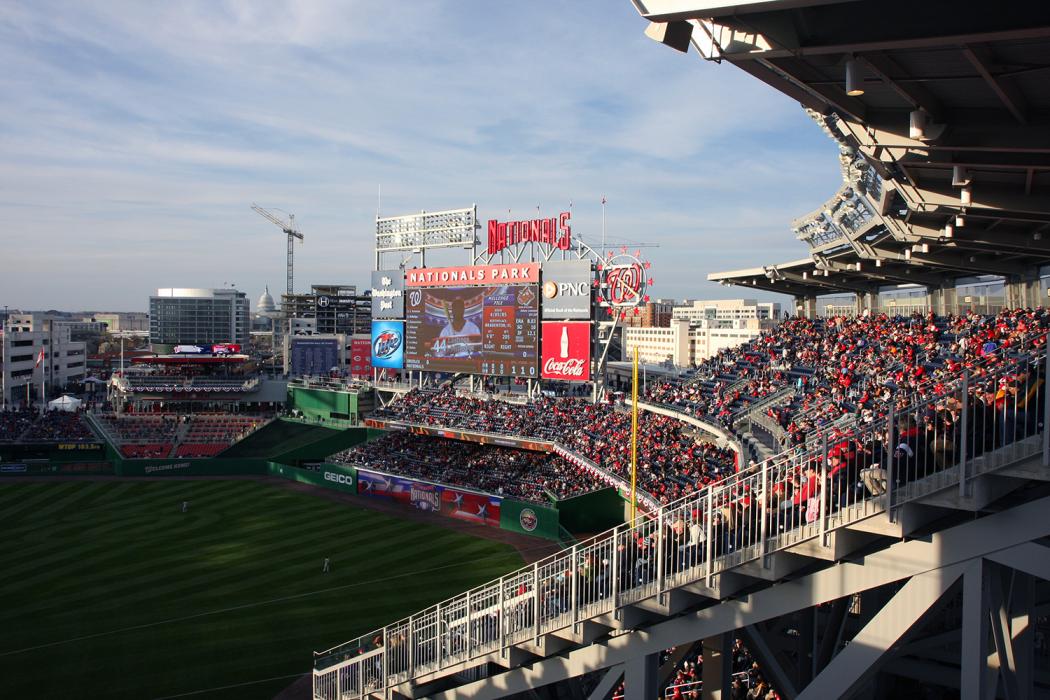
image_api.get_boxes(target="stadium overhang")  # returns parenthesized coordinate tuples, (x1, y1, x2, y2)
(636, 1, 1050, 303)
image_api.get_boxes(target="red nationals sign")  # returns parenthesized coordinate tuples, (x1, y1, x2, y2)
(541, 321, 591, 381)
(349, 338, 372, 378)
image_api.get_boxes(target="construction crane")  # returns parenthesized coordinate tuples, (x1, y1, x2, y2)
(251, 204, 304, 297)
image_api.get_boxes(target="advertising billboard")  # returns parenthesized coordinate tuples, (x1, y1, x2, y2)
(173, 343, 242, 355)
(357, 468, 502, 527)
(370, 270, 405, 319)
(289, 338, 341, 377)
(404, 284, 538, 377)
(371, 320, 405, 369)
(541, 260, 592, 319)
(349, 338, 372, 378)
(541, 321, 591, 381)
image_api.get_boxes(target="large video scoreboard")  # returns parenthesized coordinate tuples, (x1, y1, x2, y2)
(404, 263, 540, 377)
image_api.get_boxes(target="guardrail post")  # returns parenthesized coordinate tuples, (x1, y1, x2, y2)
(498, 576, 505, 658)
(1043, 349, 1049, 467)
(705, 487, 714, 587)
(532, 562, 540, 643)
(408, 614, 415, 680)
(656, 508, 666, 602)
(382, 626, 388, 694)
(570, 544, 579, 632)
(760, 458, 769, 562)
(436, 602, 443, 670)
(466, 589, 473, 660)
(611, 527, 620, 618)
(819, 431, 829, 546)
(959, 371, 969, 500)
(885, 404, 895, 523)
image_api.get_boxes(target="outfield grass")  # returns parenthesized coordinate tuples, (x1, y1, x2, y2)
(0, 480, 526, 699)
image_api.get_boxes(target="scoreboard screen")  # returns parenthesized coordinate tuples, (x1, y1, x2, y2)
(404, 285, 538, 376)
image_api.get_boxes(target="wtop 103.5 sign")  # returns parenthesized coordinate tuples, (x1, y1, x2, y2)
(371, 320, 405, 369)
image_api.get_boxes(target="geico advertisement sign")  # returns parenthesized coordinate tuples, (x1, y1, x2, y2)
(324, 471, 354, 486)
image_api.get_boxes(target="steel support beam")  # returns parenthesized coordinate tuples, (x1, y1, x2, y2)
(962, 45, 1029, 124)
(701, 632, 731, 700)
(624, 651, 658, 700)
(797, 565, 964, 699)
(585, 665, 623, 700)
(961, 559, 992, 700)
(742, 624, 799, 700)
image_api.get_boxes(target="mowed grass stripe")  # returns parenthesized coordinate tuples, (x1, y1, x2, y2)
(64, 519, 457, 621)
(0, 508, 231, 579)
(5, 549, 525, 696)
(0, 482, 292, 567)
(0, 481, 89, 522)
(17, 480, 114, 520)
(0, 500, 440, 625)
(0, 480, 524, 700)
(172, 526, 502, 606)
(0, 485, 264, 579)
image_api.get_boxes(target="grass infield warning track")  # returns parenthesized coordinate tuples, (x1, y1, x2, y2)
(0, 480, 525, 699)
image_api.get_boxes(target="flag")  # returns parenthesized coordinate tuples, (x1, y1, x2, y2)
(34, 348, 44, 367)
(601, 196, 606, 205)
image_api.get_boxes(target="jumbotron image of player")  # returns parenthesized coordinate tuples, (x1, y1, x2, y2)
(435, 297, 481, 358)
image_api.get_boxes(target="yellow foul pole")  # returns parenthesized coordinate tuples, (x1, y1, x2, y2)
(631, 346, 638, 527)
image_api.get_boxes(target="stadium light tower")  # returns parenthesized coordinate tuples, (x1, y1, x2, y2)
(251, 204, 304, 296)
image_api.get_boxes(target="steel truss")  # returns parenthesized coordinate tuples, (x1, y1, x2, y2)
(432, 498, 1050, 700)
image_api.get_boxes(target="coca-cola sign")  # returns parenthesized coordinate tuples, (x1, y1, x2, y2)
(541, 321, 590, 381)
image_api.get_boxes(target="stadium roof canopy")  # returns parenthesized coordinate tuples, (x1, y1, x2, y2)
(634, 0, 1050, 300)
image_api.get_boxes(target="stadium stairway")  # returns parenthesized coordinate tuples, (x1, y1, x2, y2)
(313, 351, 1050, 700)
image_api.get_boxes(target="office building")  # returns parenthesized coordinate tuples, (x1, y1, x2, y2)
(149, 288, 250, 349)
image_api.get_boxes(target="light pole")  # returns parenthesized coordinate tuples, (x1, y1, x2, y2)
(1, 305, 6, 412)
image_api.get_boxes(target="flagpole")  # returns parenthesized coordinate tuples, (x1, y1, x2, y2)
(601, 196, 607, 259)
(631, 345, 638, 528)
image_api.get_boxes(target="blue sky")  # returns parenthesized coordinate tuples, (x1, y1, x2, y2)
(0, 0, 842, 311)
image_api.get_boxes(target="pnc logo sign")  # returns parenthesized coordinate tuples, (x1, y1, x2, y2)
(542, 280, 587, 299)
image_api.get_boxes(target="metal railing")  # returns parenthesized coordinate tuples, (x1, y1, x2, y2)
(314, 342, 1049, 699)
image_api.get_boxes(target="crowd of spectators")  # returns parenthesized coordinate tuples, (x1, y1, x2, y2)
(332, 432, 604, 503)
(644, 309, 1050, 451)
(372, 390, 737, 505)
(609, 638, 771, 699)
(0, 408, 96, 443)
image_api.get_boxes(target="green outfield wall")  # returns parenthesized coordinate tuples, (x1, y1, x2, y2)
(267, 462, 357, 493)
(554, 487, 626, 534)
(499, 498, 561, 541)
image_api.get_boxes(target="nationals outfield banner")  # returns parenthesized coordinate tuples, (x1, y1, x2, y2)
(349, 338, 372, 378)
(541, 321, 591, 381)
(363, 418, 554, 452)
(356, 468, 502, 527)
